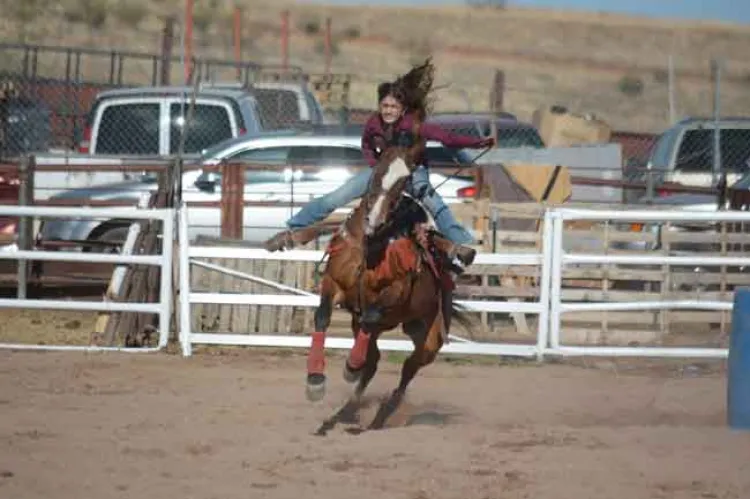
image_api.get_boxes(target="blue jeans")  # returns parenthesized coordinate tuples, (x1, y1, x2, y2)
(286, 166, 473, 245)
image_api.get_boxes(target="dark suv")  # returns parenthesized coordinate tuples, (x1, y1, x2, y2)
(427, 112, 545, 148)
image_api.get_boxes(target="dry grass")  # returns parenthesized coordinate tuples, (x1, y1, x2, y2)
(2, 0, 750, 132)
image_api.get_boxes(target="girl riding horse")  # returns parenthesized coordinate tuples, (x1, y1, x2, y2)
(266, 58, 494, 273)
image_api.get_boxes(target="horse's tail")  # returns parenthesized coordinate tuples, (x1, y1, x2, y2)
(449, 301, 475, 336)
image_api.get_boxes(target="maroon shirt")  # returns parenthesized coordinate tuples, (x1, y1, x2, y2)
(361, 112, 486, 167)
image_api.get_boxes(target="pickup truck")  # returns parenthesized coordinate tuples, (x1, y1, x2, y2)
(625, 116, 750, 203)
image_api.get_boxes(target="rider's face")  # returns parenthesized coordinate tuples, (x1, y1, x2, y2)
(379, 95, 404, 124)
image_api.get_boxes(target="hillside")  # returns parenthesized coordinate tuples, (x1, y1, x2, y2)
(2, 0, 750, 133)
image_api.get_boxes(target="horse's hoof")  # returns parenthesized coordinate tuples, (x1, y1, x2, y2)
(342, 362, 362, 383)
(306, 373, 326, 402)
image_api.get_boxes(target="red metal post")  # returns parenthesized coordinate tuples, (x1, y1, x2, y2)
(184, 0, 193, 84)
(324, 17, 332, 76)
(281, 9, 289, 71)
(233, 5, 242, 80)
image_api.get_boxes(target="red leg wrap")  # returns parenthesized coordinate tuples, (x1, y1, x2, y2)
(307, 331, 326, 375)
(347, 330, 371, 370)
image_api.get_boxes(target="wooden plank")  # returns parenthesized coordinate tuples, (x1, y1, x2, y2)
(277, 260, 298, 334)
(257, 260, 282, 333)
(217, 258, 234, 333)
(246, 259, 260, 333)
(230, 256, 253, 334)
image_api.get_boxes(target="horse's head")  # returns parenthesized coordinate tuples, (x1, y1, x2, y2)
(361, 130, 425, 238)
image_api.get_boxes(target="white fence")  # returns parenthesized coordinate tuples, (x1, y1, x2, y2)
(178, 207, 553, 357)
(547, 208, 750, 359)
(3, 202, 749, 360)
(0, 204, 175, 352)
(177, 205, 750, 360)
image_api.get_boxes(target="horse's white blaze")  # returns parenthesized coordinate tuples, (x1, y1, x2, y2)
(381, 157, 410, 190)
(366, 156, 411, 234)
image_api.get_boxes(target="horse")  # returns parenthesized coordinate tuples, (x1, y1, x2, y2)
(264, 125, 474, 434)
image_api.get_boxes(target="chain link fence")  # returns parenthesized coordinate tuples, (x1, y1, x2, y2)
(0, 43, 356, 157)
(1, 40, 749, 207)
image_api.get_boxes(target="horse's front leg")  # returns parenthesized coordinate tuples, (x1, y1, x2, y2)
(343, 306, 381, 383)
(306, 276, 335, 402)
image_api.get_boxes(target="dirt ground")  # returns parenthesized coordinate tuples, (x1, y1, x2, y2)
(1, 343, 749, 499)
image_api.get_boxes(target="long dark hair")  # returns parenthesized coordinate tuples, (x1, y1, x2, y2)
(377, 57, 436, 122)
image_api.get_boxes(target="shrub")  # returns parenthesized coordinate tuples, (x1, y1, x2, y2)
(618, 74, 644, 97)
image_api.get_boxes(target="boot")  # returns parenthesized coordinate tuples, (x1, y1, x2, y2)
(264, 229, 294, 252)
(452, 244, 476, 267)
(431, 235, 476, 275)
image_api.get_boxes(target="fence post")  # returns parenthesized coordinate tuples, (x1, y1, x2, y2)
(281, 10, 290, 71)
(489, 70, 505, 114)
(16, 154, 34, 299)
(220, 162, 243, 239)
(233, 6, 242, 80)
(160, 16, 175, 85)
(324, 17, 332, 76)
(711, 58, 723, 188)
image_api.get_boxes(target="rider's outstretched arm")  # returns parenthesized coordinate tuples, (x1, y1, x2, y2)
(419, 121, 494, 150)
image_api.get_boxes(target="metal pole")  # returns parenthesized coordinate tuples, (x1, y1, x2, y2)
(712, 58, 723, 187)
(16, 155, 34, 299)
(667, 55, 675, 124)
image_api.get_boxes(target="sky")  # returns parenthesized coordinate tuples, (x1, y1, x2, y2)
(302, 0, 750, 25)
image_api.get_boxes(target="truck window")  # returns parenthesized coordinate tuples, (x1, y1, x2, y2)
(675, 127, 750, 174)
(674, 129, 711, 172)
(170, 103, 233, 154)
(95, 103, 160, 155)
(648, 127, 678, 170)
(719, 128, 750, 173)
(255, 89, 301, 128)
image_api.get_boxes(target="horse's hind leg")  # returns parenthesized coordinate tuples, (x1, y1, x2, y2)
(367, 315, 443, 431)
(306, 276, 335, 402)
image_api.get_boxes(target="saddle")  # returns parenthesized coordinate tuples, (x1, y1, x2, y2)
(368, 191, 453, 284)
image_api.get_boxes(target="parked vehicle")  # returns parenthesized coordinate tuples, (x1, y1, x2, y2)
(252, 81, 326, 127)
(198, 80, 327, 129)
(624, 116, 750, 203)
(1, 95, 53, 158)
(39, 129, 476, 249)
(76, 86, 264, 155)
(427, 113, 545, 149)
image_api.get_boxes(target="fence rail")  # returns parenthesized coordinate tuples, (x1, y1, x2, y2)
(0, 203, 174, 352)
(174, 203, 749, 360)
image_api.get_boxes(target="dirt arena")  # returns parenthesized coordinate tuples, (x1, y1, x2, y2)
(1, 336, 750, 499)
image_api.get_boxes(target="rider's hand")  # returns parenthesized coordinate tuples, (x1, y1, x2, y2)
(479, 136, 496, 148)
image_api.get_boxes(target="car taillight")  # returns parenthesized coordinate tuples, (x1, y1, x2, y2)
(457, 186, 477, 198)
(78, 125, 92, 153)
(238, 127, 246, 135)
